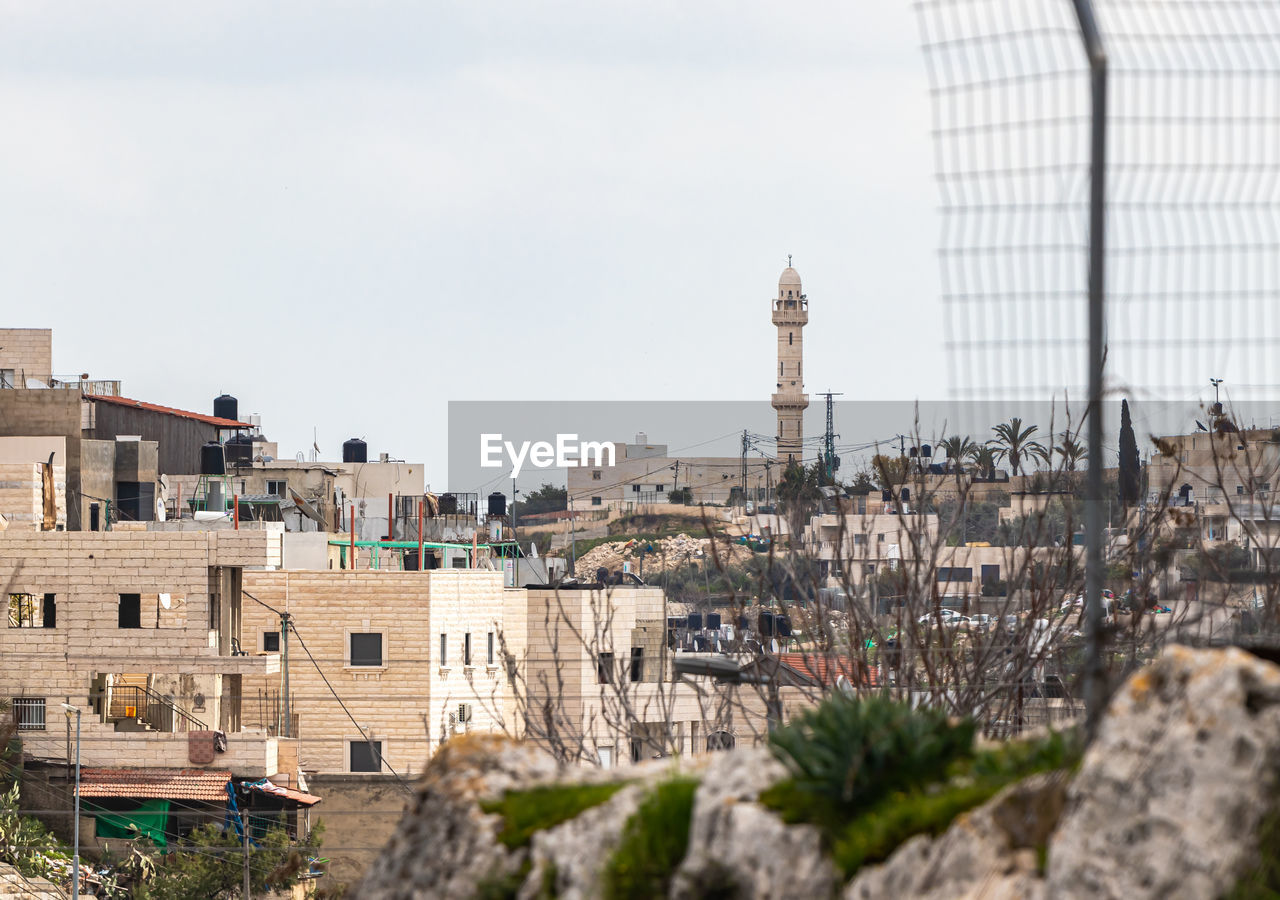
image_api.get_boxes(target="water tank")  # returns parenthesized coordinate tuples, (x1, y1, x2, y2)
(777, 615, 793, 637)
(224, 433, 253, 466)
(757, 612, 776, 636)
(439, 494, 458, 515)
(214, 394, 238, 422)
(200, 442, 226, 476)
(687, 613, 703, 631)
(343, 438, 368, 464)
(707, 613, 722, 630)
(488, 491, 507, 517)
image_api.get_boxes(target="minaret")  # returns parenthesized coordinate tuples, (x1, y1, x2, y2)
(771, 260, 809, 463)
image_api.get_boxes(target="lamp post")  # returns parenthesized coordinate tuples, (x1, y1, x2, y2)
(60, 703, 81, 898)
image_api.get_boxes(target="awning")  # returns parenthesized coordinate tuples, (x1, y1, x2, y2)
(242, 778, 322, 807)
(89, 799, 170, 848)
(79, 768, 232, 801)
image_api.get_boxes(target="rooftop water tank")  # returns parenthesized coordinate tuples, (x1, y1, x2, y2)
(214, 394, 238, 422)
(343, 438, 367, 464)
(200, 442, 226, 476)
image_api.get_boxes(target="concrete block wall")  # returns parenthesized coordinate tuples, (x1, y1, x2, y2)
(18, 721, 280, 777)
(0, 329, 53, 386)
(240, 569, 518, 776)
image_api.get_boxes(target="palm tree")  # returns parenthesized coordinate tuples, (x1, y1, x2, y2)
(937, 435, 976, 478)
(1055, 432, 1088, 472)
(967, 444, 999, 481)
(990, 417, 1045, 477)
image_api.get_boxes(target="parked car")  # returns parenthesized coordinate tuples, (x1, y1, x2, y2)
(917, 609, 965, 627)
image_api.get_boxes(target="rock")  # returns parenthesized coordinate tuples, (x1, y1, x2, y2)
(1046, 644, 1280, 899)
(672, 746, 837, 900)
(523, 782, 650, 900)
(843, 774, 1066, 900)
(354, 734, 559, 900)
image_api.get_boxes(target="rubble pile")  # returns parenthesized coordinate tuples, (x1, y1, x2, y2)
(572, 533, 754, 579)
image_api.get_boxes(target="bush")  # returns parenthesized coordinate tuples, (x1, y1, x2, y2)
(602, 778, 698, 900)
(763, 694, 975, 828)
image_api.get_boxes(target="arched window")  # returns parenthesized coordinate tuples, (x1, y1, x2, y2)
(707, 731, 736, 752)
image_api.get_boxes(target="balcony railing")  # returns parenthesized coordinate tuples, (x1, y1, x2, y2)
(104, 685, 207, 733)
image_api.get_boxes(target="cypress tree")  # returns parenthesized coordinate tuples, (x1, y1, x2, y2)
(1119, 398, 1141, 507)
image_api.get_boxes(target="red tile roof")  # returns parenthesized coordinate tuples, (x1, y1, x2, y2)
(246, 779, 322, 807)
(777, 653, 880, 689)
(78, 768, 232, 801)
(90, 394, 251, 428)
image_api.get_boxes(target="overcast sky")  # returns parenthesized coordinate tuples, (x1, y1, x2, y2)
(2, 2, 941, 488)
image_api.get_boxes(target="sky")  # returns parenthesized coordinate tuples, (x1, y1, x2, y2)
(1, 2, 943, 490)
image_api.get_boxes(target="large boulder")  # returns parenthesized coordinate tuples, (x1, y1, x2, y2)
(355, 733, 558, 899)
(1046, 644, 1280, 899)
(843, 773, 1066, 900)
(672, 746, 836, 899)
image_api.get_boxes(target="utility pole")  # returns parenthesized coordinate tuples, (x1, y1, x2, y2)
(243, 811, 252, 899)
(280, 612, 292, 738)
(740, 430, 749, 504)
(568, 495, 577, 576)
(818, 391, 842, 483)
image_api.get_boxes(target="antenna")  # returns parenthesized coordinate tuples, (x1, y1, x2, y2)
(817, 391, 843, 483)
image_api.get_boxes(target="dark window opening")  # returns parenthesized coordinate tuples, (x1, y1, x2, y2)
(350, 632, 383, 667)
(598, 652, 614, 684)
(629, 647, 645, 682)
(42, 593, 56, 628)
(115, 482, 155, 523)
(263, 631, 280, 652)
(118, 594, 141, 629)
(464, 633, 472, 666)
(487, 632, 495, 665)
(936, 567, 974, 583)
(439, 633, 448, 666)
(266, 480, 287, 497)
(350, 741, 383, 772)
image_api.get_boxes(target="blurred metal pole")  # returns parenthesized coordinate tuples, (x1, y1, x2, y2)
(1070, 0, 1109, 738)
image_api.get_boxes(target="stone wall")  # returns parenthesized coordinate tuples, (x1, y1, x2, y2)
(0, 328, 53, 386)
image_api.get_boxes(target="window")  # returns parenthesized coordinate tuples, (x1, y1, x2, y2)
(263, 631, 280, 653)
(936, 567, 973, 583)
(981, 564, 1001, 582)
(598, 746, 614, 769)
(450, 556, 468, 569)
(266, 480, 287, 497)
(656, 484, 665, 492)
(629, 647, 645, 682)
(779, 362, 784, 376)
(439, 633, 448, 666)
(464, 633, 472, 667)
(0, 369, 14, 389)
(487, 632, 495, 665)
(597, 652, 614, 684)
(118, 594, 141, 629)
(632, 484, 641, 493)
(591, 496, 602, 506)
(592, 470, 602, 481)
(349, 741, 383, 772)
(853, 534, 867, 546)
(350, 633, 383, 667)
(789, 332, 793, 346)
(8, 593, 55, 628)
(13, 698, 45, 731)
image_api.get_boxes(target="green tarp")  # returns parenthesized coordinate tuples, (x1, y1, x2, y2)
(90, 799, 170, 848)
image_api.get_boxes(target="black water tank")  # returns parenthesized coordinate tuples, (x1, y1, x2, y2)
(200, 442, 226, 476)
(737, 615, 749, 632)
(343, 438, 368, 464)
(707, 613, 722, 630)
(687, 613, 703, 630)
(488, 491, 507, 516)
(439, 493, 458, 515)
(214, 394, 238, 422)
(757, 612, 775, 636)
(224, 433, 253, 466)
(777, 615, 793, 637)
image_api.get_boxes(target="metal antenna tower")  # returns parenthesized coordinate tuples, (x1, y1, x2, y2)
(817, 391, 842, 482)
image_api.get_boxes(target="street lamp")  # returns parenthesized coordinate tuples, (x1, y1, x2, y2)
(60, 703, 80, 898)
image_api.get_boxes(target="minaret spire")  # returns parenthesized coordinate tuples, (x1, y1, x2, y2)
(771, 262, 810, 463)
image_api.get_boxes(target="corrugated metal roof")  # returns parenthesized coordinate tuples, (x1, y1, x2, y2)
(90, 394, 251, 428)
(79, 768, 232, 801)
(244, 779, 322, 807)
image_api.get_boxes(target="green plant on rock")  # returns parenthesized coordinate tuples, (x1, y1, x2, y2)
(481, 782, 626, 850)
(765, 693, 976, 828)
(602, 777, 698, 900)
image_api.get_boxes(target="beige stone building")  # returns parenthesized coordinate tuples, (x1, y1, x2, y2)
(0, 528, 295, 777)
(0, 328, 53, 388)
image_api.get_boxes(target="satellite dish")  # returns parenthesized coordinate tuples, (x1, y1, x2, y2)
(770, 638, 779, 654)
(159, 593, 171, 609)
